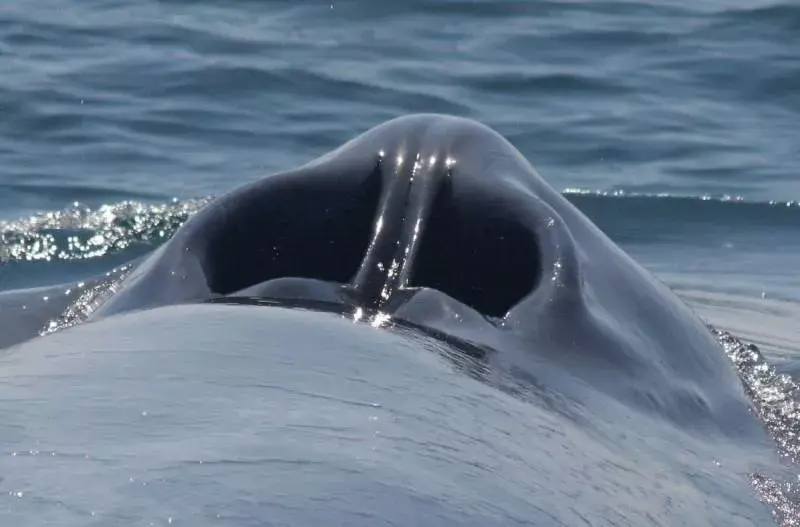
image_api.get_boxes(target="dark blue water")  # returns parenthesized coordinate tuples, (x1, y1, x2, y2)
(1, 0, 799, 524)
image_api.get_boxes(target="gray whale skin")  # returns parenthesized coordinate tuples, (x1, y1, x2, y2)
(0, 114, 779, 526)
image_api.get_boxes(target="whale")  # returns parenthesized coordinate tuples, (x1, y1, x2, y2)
(0, 114, 779, 525)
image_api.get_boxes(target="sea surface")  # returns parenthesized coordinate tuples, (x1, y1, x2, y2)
(0, 0, 799, 524)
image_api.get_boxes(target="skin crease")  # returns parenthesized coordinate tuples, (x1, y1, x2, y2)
(0, 114, 778, 525)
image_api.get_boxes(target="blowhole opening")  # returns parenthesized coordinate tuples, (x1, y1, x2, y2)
(410, 179, 541, 317)
(203, 165, 383, 295)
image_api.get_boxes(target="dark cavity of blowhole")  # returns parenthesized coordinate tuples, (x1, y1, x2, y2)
(202, 162, 540, 318)
(409, 177, 540, 318)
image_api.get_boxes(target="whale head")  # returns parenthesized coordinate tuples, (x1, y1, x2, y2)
(0, 114, 778, 525)
(89, 115, 744, 424)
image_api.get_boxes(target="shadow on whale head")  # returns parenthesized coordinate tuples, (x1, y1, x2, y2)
(87, 114, 758, 435)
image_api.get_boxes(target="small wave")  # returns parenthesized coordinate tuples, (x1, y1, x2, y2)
(457, 71, 628, 96)
(562, 187, 800, 208)
(714, 328, 800, 464)
(0, 197, 210, 263)
(563, 189, 800, 245)
(0, 182, 165, 203)
(713, 328, 800, 526)
(717, 4, 800, 30)
(39, 263, 133, 336)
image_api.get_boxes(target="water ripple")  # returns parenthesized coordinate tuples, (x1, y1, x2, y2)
(713, 328, 800, 526)
(0, 198, 209, 263)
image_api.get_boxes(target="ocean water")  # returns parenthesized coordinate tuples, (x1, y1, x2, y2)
(1, 0, 799, 524)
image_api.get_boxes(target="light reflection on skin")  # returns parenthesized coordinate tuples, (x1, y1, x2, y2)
(353, 149, 458, 327)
